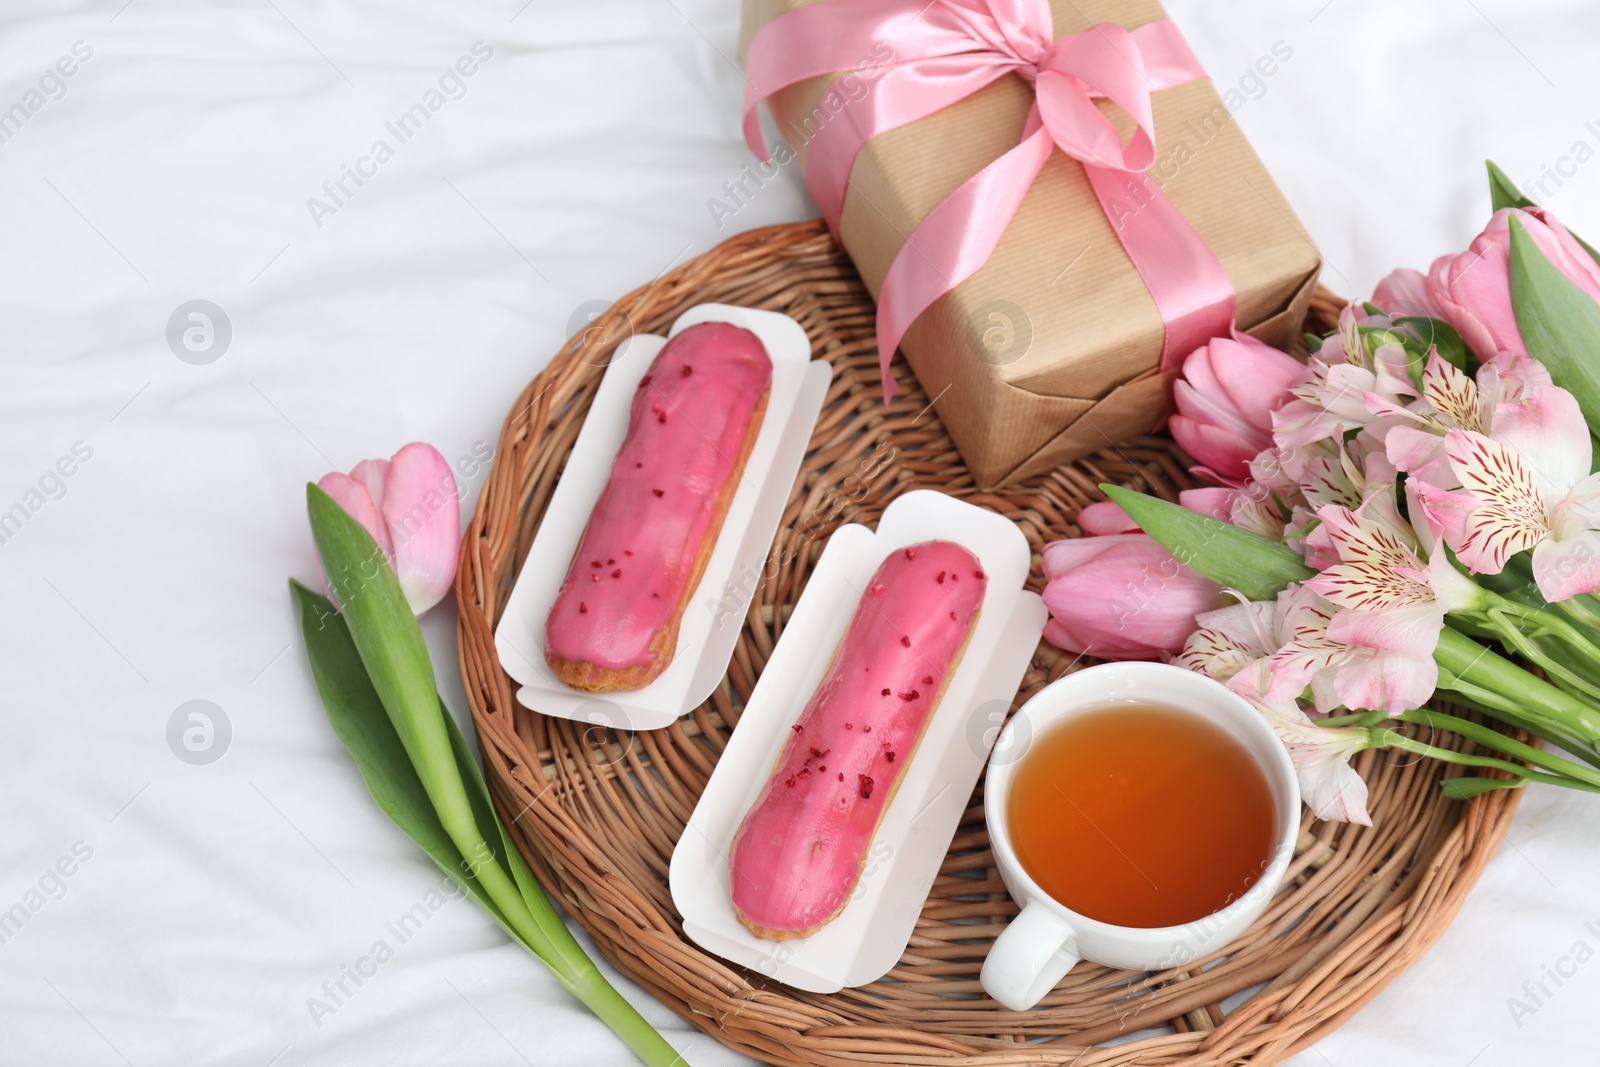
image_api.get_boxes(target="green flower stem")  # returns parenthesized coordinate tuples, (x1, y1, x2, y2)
(1471, 599, 1600, 702)
(1486, 590, 1600, 664)
(1392, 709, 1600, 789)
(1434, 627, 1600, 750)
(1374, 730, 1600, 793)
(558, 972, 686, 1067)
(1318, 712, 1376, 728)
(1421, 691, 1600, 770)
(1554, 592, 1600, 634)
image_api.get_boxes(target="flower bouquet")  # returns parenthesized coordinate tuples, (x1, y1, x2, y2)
(1044, 163, 1600, 825)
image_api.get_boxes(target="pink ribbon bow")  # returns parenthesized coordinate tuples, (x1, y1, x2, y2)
(743, 0, 1237, 400)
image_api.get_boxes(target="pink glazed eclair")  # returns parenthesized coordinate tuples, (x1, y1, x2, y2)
(729, 540, 987, 941)
(544, 321, 772, 693)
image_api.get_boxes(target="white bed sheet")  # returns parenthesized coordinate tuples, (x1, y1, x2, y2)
(1, 1, 1596, 1064)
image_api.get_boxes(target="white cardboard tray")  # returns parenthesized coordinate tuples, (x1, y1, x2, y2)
(669, 490, 1049, 992)
(493, 303, 832, 730)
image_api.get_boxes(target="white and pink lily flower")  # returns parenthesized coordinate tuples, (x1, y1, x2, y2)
(1370, 350, 1490, 485)
(1176, 597, 1281, 685)
(1377, 349, 1554, 488)
(1261, 583, 1353, 712)
(1415, 381, 1600, 601)
(1299, 501, 1482, 713)
(1178, 583, 1343, 705)
(1229, 660, 1375, 825)
(317, 442, 462, 616)
(1272, 305, 1416, 452)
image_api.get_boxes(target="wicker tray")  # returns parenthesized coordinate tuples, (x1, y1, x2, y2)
(456, 219, 1521, 1066)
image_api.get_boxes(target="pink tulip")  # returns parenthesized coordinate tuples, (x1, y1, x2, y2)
(1075, 500, 1139, 535)
(1427, 207, 1600, 360)
(1371, 266, 1443, 320)
(1169, 334, 1306, 485)
(1040, 534, 1226, 660)
(317, 442, 461, 615)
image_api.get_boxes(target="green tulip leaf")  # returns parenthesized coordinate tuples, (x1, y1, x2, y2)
(1100, 485, 1315, 601)
(1486, 159, 1534, 212)
(1508, 217, 1600, 434)
(440, 694, 574, 948)
(1438, 776, 1525, 800)
(296, 497, 690, 1066)
(290, 579, 511, 932)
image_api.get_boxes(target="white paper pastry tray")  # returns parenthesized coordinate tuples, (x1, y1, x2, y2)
(669, 490, 1048, 992)
(492, 303, 832, 731)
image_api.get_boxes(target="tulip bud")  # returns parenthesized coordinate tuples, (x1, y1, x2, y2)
(1040, 534, 1227, 659)
(1169, 334, 1306, 485)
(316, 442, 461, 616)
(1427, 207, 1600, 360)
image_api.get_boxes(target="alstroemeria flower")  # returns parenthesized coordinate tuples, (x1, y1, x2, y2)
(1371, 350, 1491, 485)
(1260, 584, 1349, 711)
(1415, 383, 1600, 601)
(1273, 305, 1416, 451)
(1177, 598, 1280, 685)
(1299, 501, 1481, 713)
(1040, 534, 1227, 660)
(1229, 661, 1374, 825)
(1177, 580, 1394, 717)
(317, 442, 461, 615)
(1177, 584, 1353, 711)
(1279, 441, 1403, 573)
(1377, 349, 1554, 487)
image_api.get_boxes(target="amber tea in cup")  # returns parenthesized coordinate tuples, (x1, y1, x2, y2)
(1006, 701, 1277, 928)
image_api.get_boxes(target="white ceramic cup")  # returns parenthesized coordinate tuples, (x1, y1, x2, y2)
(979, 662, 1300, 1012)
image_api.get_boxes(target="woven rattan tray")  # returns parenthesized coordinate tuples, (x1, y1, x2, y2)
(456, 219, 1521, 1065)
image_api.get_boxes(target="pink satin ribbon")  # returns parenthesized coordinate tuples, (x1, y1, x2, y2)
(743, 0, 1237, 400)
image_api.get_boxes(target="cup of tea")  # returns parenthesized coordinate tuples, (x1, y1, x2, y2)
(979, 662, 1300, 1011)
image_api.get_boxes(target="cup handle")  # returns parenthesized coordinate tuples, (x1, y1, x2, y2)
(980, 901, 1081, 1011)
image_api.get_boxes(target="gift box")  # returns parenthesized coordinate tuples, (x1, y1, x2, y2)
(738, 0, 1321, 488)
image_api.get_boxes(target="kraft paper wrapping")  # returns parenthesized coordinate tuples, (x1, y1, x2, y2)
(738, 0, 1322, 488)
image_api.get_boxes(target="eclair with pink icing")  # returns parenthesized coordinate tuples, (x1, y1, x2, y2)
(729, 540, 986, 941)
(544, 321, 772, 692)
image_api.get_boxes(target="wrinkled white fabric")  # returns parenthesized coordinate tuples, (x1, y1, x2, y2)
(1, 0, 1595, 1064)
